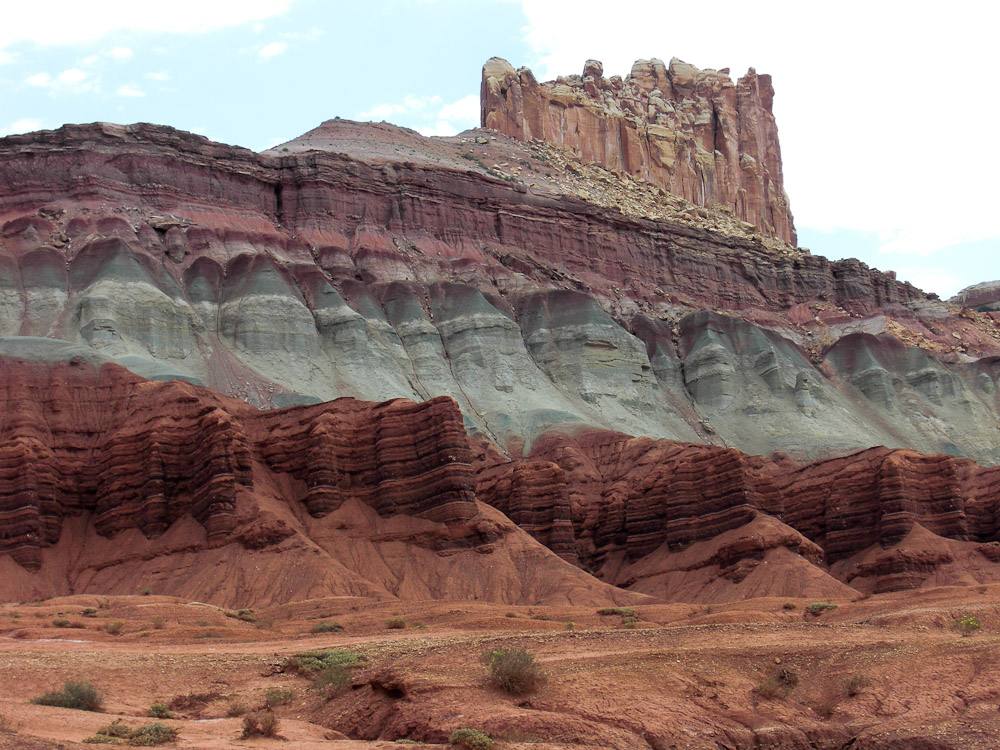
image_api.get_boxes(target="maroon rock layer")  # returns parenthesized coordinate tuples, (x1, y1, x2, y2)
(482, 57, 795, 243)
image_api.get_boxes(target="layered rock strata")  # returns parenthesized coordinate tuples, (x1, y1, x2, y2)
(0, 122, 997, 463)
(482, 56, 795, 243)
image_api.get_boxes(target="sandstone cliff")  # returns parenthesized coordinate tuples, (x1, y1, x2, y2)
(0, 122, 997, 464)
(482, 56, 795, 244)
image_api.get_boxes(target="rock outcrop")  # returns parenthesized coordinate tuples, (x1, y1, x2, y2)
(952, 280, 1000, 311)
(0, 122, 997, 463)
(476, 431, 1000, 600)
(0, 353, 639, 608)
(482, 56, 795, 244)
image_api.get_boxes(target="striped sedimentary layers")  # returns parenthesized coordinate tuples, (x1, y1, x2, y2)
(0, 356, 484, 571)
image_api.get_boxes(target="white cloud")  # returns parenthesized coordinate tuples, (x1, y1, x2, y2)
(82, 54, 100, 65)
(438, 94, 478, 124)
(359, 94, 441, 120)
(117, 84, 145, 97)
(27, 68, 99, 93)
(146, 71, 170, 81)
(417, 121, 459, 137)
(108, 46, 133, 60)
(0, 50, 17, 65)
(258, 41, 287, 59)
(0, 1, 295, 52)
(0, 118, 44, 137)
(513, 0, 1000, 269)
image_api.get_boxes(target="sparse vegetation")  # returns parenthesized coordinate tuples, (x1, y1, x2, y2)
(621, 617, 638, 629)
(483, 647, 542, 695)
(565, 621, 574, 630)
(264, 687, 293, 708)
(140, 588, 152, 596)
(52, 617, 70, 628)
(754, 667, 798, 701)
(845, 673, 870, 697)
(597, 607, 636, 618)
(81, 607, 98, 617)
(530, 613, 552, 621)
(227, 608, 257, 623)
(450, 728, 494, 750)
(241, 711, 280, 739)
(148, 702, 174, 719)
(806, 602, 838, 616)
(0, 713, 16, 734)
(956, 614, 982, 636)
(310, 621, 343, 633)
(226, 698, 249, 717)
(782, 602, 797, 610)
(283, 648, 363, 675)
(386, 617, 406, 629)
(105, 620, 124, 635)
(151, 617, 166, 630)
(31, 680, 104, 711)
(84, 719, 177, 746)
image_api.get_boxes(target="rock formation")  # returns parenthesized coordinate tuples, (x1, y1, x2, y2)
(482, 56, 795, 244)
(0, 121, 997, 463)
(953, 280, 1000, 311)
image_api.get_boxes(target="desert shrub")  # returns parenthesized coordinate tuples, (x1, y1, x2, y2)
(530, 613, 552, 621)
(755, 668, 797, 701)
(386, 617, 406, 629)
(956, 615, 982, 636)
(32, 680, 104, 711)
(450, 728, 494, 749)
(844, 673, 870, 697)
(81, 608, 98, 617)
(98, 599, 111, 609)
(310, 621, 343, 633)
(241, 711, 279, 739)
(228, 608, 257, 623)
(105, 621, 124, 635)
(85, 719, 177, 746)
(226, 698, 249, 717)
(314, 665, 351, 697)
(264, 687, 293, 708)
(565, 621, 574, 630)
(0, 713, 16, 733)
(284, 649, 363, 676)
(148, 702, 173, 719)
(597, 607, 636, 618)
(151, 617, 166, 630)
(806, 603, 837, 616)
(483, 647, 542, 695)
(140, 588, 152, 596)
(621, 617, 638, 629)
(504, 612, 518, 618)
(52, 618, 70, 628)
(782, 602, 797, 611)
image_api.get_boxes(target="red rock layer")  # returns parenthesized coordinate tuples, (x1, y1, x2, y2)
(476, 431, 1000, 590)
(0, 357, 484, 571)
(482, 57, 795, 244)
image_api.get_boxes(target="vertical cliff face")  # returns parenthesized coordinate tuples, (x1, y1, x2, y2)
(481, 56, 796, 245)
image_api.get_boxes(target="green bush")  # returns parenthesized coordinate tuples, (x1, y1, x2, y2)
(32, 680, 104, 711)
(52, 618, 70, 628)
(81, 608, 98, 617)
(450, 728, 493, 749)
(284, 649, 363, 676)
(386, 617, 406, 629)
(956, 615, 982, 636)
(621, 617, 638, 629)
(148, 702, 174, 719)
(314, 665, 351, 697)
(597, 607, 636, 618)
(483, 647, 542, 695)
(310, 621, 343, 633)
(264, 687, 293, 708)
(241, 711, 279, 739)
(806, 603, 837, 616)
(229, 608, 257, 623)
(84, 720, 177, 746)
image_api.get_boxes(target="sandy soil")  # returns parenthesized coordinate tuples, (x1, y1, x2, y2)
(0, 587, 998, 749)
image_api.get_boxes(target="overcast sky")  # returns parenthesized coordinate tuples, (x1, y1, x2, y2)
(1, 0, 996, 298)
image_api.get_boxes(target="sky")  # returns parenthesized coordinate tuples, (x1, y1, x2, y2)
(1, 0, 996, 299)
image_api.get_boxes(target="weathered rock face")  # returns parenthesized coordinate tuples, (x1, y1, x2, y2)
(1, 122, 998, 464)
(0, 354, 639, 608)
(476, 431, 1000, 600)
(952, 280, 1000, 311)
(482, 56, 796, 244)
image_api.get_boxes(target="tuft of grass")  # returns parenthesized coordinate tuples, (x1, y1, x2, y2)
(483, 647, 542, 695)
(148, 702, 173, 719)
(52, 618, 70, 628)
(621, 617, 638, 629)
(81, 608, 98, 618)
(310, 621, 343, 634)
(806, 602, 838, 616)
(104, 621, 124, 636)
(84, 719, 177, 746)
(241, 711, 279, 739)
(450, 728, 493, 749)
(226, 698, 249, 717)
(386, 617, 406, 630)
(0, 713, 17, 734)
(151, 617, 166, 630)
(31, 680, 104, 711)
(782, 602, 797, 611)
(565, 621, 574, 630)
(227, 608, 257, 623)
(140, 588, 152, 596)
(845, 673, 870, 697)
(264, 687, 293, 709)
(755, 667, 798, 701)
